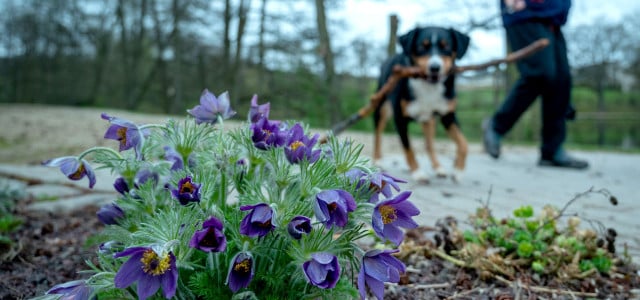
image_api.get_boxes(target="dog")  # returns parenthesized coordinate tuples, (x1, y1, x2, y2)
(372, 26, 470, 183)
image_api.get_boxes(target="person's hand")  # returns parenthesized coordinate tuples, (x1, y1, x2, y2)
(504, 0, 526, 12)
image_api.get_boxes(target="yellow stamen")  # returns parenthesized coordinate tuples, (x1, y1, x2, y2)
(117, 127, 128, 146)
(70, 164, 85, 180)
(180, 181, 194, 194)
(262, 129, 272, 140)
(234, 259, 252, 274)
(379, 205, 397, 225)
(140, 249, 171, 276)
(290, 141, 305, 151)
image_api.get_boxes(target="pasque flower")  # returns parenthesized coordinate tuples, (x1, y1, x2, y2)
(96, 203, 124, 225)
(101, 113, 145, 159)
(46, 280, 95, 300)
(170, 176, 201, 205)
(114, 247, 178, 300)
(42, 156, 96, 188)
(372, 191, 419, 246)
(239, 203, 275, 238)
(187, 89, 236, 124)
(248, 94, 270, 123)
(367, 171, 406, 203)
(164, 146, 184, 171)
(250, 116, 286, 150)
(314, 189, 356, 229)
(226, 251, 255, 292)
(189, 216, 227, 253)
(358, 249, 405, 300)
(302, 252, 340, 289)
(287, 215, 312, 239)
(284, 123, 321, 164)
(113, 177, 130, 195)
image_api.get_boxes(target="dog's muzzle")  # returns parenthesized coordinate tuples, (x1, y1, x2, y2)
(426, 56, 444, 83)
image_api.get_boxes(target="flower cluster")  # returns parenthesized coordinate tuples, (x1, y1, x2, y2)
(41, 89, 420, 300)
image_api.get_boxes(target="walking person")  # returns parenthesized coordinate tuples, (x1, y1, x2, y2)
(483, 0, 588, 169)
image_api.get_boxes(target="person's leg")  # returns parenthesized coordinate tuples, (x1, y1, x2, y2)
(494, 22, 555, 135)
(538, 28, 588, 169)
(539, 27, 569, 160)
(484, 21, 552, 158)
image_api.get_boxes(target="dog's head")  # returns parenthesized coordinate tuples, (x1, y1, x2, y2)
(399, 27, 470, 83)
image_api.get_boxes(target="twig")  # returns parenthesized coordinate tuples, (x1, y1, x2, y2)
(446, 286, 482, 299)
(402, 282, 451, 290)
(318, 38, 550, 141)
(494, 275, 599, 298)
(432, 248, 467, 267)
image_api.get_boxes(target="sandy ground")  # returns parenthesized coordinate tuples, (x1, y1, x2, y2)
(1, 103, 639, 262)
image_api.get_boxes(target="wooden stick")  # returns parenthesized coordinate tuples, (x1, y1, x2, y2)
(318, 38, 549, 143)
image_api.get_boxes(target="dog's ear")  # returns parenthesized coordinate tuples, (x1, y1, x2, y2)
(449, 28, 470, 59)
(398, 27, 419, 56)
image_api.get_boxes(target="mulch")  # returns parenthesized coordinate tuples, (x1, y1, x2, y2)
(1, 203, 638, 300)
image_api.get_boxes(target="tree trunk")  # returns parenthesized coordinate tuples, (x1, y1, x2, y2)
(222, 0, 232, 88)
(232, 0, 251, 98)
(314, 0, 339, 124)
(387, 14, 398, 57)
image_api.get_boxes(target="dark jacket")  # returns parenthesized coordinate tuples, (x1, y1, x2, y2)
(500, 0, 571, 26)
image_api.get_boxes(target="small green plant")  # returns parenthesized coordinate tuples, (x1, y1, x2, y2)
(455, 188, 617, 280)
(0, 180, 26, 256)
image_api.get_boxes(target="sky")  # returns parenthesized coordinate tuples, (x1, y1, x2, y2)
(331, 0, 640, 69)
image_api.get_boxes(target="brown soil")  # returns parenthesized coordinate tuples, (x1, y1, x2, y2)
(0, 201, 102, 300)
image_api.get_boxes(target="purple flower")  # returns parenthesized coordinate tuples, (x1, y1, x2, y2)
(239, 203, 275, 238)
(42, 156, 96, 188)
(46, 280, 94, 300)
(114, 247, 177, 300)
(358, 249, 405, 300)
(113, 177, 130, 195)
(302, 252, 340, 289)
(96, 203, 124, 225)
(314, 189, 356, 229)
(164, 146, 184, 171)
(134, 169, 159, 188)
(248, 94, 270, 123)
(101, 113, 145, 159)
(250, 117, 286, 150)
(189, 216, 227, 252)
(171, 176, 201, 205)
(372, 191, 419, 246)
(367, 172, 406, 203)
(284, 123, 321, 164)
(287, 216, 312, 239)
(226, 251, 255, 292)
(187, 89, 236, 124)
(98, 240, 123, 255)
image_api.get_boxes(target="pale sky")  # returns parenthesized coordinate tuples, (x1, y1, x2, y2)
(333, 0, 640, 68)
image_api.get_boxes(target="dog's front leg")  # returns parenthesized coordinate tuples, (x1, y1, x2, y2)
(446, 124, 468, 182)
(421, 119, 446, 178)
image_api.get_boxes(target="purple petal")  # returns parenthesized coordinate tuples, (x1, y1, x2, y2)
(365, 274, 386, 300)
(136, 275, 161, 300)
(114, 252, 146, 289)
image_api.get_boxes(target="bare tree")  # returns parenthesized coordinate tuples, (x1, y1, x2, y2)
(314, 0, 339, 123)
(568, 21, 630, 145)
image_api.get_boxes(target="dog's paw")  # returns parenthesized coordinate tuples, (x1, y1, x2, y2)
(434, 167, 448, 178)
(451, 169, 464, 183)
(411, 169, 430, 184)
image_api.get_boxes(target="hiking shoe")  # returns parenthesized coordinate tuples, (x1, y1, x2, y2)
(538, 149, 589, 170)
(483, 118, 501, 159)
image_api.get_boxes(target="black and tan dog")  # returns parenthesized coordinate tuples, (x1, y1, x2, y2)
(373, 26, 470, 183)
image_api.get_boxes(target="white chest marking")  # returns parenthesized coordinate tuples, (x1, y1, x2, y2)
(407, 79, 449, 122)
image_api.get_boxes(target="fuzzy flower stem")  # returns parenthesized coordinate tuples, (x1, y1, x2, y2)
(138, 123, 167, 131)
(78, 146, 123, 161)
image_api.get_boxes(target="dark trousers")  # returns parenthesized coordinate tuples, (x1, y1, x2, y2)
(492, 21, 571, 159)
